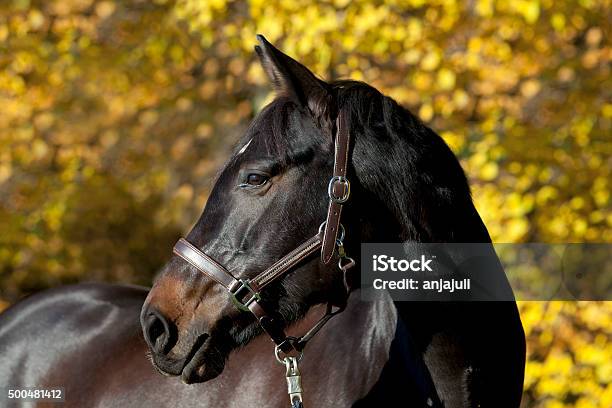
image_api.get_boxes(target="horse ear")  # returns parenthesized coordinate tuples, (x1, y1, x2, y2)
(255, 35, 332, 119)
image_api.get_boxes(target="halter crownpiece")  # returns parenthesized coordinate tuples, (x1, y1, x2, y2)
(172, 109, 354, 407)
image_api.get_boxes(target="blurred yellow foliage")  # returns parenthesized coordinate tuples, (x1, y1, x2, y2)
(0, 1, 610, 406)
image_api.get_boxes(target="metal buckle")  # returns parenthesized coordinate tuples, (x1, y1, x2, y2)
(275, 338, 304, 365)
(284, 356, 303, 407)
(328, 176, 350, 204)
(229, 279, 261, 312)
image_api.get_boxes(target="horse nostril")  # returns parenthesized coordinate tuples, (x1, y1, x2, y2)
(143, 309, 175, 354)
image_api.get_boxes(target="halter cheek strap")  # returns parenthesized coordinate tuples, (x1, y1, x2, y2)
(172, 109, 354, 355)
(321, 109, 351, 265)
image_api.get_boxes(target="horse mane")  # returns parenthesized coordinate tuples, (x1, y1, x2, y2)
(331, 80, 492, 243)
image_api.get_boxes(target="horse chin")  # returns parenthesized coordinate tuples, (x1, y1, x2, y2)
(180, 337, 227, 384)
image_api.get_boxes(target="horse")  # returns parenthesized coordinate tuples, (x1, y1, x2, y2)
(0, 35, 525, 407)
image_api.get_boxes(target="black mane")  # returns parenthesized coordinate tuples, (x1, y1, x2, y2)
(333, 80, 492, 243)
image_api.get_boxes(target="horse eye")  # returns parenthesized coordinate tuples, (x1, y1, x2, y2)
(246, 173, 268, 186)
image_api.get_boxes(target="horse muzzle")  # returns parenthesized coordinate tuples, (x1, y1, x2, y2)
(141, 303, 227, 384)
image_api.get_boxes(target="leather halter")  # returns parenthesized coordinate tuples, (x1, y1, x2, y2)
(173, 109, 353, 355)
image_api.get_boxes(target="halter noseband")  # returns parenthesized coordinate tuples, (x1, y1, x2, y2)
(172, 109, 354, 358)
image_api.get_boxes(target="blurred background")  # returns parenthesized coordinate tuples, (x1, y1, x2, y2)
(0, 0, 610, 406)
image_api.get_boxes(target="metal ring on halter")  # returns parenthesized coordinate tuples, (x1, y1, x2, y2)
(275, 341, 304, 365)
(318, 222, 345, 243)
(338, 256, 356, 272)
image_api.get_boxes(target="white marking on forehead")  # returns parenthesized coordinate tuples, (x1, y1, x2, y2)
(237, 138, 252, 155)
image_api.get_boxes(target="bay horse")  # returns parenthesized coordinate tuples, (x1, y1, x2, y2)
(0, 36, 525, 407)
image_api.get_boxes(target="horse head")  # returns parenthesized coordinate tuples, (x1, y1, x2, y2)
(140, 35, 490, 385)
